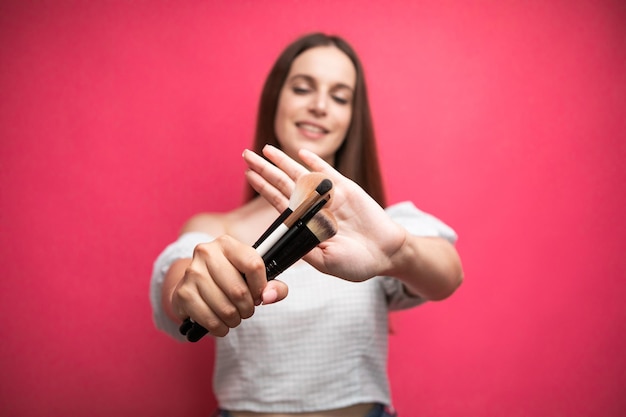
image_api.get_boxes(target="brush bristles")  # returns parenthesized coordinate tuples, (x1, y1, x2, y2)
(263, 208, 338, 280)
(285, 178, 333, 228)
(306, 209, 338, 243)
(290, 173, 334, 208)
(315, 178, 333, 196)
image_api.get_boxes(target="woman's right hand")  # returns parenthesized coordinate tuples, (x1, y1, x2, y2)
(170, 235, 289, 337)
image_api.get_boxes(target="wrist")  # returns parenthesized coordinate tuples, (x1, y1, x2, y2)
(383, 228, 415, 278)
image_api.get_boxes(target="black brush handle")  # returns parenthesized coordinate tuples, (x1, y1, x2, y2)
(261, 198, 327, 276)
(184, 321, 209, 342)
(264, 225, 319, 280)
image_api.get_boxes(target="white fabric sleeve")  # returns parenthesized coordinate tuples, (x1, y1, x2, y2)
(381, 201, 459, 311)
(386, 201, 458, 244)
(149, 231, 214, 341)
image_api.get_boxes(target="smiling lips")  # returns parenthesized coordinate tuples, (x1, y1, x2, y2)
(296, 122, 329, 138)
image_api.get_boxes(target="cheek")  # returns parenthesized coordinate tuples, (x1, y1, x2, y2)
(274, 99, 291, 139)
(336, 108, 353, 135)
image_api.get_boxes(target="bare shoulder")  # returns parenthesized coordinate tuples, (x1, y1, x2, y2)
(180, 212, 228, 237)
(179, 198, 276, 243)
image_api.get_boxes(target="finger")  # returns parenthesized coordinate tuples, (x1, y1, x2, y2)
(186, 239, 259, 333)
(243, 148, 296, 197)
(298, 148, 340, 179)
(192, 258, 246, 330)
(185, 302, 229, 337)
(245, 169, 290, 213)
(177, 261, 231, 337)
(214, 235, 268, 310)
(261, 144, 310, 179)
(261, 279, 289, 305)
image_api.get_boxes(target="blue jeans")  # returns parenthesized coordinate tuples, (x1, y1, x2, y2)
(212, 404, 397, 417)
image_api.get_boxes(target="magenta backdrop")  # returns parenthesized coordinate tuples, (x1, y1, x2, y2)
(1, 1, 624, 416)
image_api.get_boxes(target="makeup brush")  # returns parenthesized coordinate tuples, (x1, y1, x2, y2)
(254, 175, 333, 256)
(253, 172, 330, 248)
(263, 208, 338, 280)
(260, 196, 329, 268)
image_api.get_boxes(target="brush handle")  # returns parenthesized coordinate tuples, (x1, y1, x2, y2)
(182, 319, 209, 342)
(264, 226, 320, 280)
(252, 208, 291, 249)
(254, 223, 289, 256)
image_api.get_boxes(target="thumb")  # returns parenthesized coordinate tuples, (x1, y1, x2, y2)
(261, 280, 289, 305)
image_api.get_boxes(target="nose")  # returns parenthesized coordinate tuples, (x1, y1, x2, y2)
(308, 92, 328, 117)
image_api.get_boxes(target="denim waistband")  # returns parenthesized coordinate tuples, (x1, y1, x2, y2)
(366, 403, 397, 417)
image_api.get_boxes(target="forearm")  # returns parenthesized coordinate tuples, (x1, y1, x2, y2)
(384, 231, 463, 301)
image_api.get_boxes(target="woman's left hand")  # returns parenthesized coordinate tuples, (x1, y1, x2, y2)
(243, 145, 407, 282)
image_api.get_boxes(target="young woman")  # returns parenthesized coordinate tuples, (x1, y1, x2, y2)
(150, 33, 463, 417)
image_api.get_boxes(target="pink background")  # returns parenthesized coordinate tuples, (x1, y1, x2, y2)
(1, 1, 624, 416)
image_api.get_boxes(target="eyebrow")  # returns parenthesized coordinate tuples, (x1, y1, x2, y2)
(288, 74, 354, 92)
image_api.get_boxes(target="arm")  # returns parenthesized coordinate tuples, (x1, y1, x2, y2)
(384, 232, 463, 300)
(243, 145, 463, 301)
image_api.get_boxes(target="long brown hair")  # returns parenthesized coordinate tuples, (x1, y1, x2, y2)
(247, 33, 386, 207)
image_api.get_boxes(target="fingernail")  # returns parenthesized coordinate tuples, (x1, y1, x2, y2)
(261, 288, 278, 305)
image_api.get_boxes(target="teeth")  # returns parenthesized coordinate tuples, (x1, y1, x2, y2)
(299, 123, 325, 133)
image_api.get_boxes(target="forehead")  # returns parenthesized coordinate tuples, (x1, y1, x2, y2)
(288, 46, 356, 88)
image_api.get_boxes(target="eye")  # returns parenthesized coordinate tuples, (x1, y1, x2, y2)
(330, 87, 353, 105)
(292, 86, 311, 95)
(332, 95, 350, 105)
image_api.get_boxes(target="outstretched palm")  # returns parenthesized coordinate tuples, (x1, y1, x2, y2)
(244, 145, 406, 282)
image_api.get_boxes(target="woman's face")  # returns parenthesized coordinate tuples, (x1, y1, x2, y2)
(274, 45, 356, 166)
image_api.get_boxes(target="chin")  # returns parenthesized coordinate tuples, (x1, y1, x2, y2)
(280, 135, 339, 162)
(299, 144, 331, 159)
